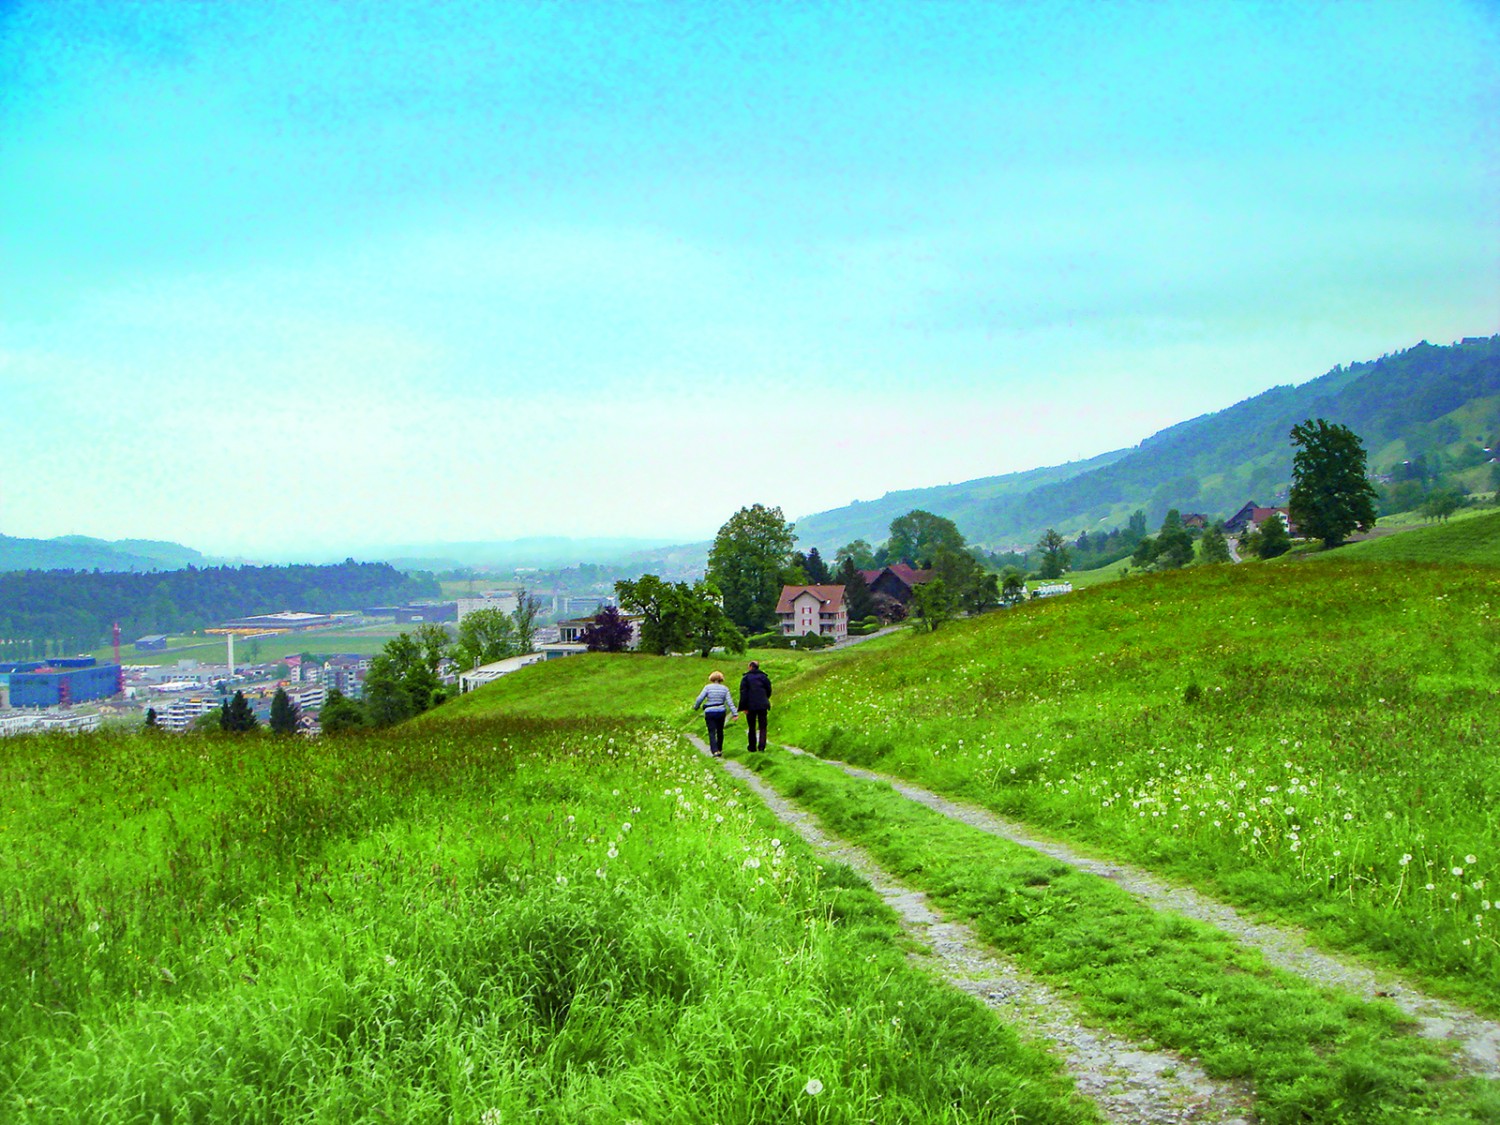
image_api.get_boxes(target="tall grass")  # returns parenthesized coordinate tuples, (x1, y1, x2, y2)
(0, 720, 1090, 1123)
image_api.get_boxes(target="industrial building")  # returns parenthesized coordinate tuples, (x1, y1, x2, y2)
(0, 658, 123, 708)
(210, 611, 338, 634)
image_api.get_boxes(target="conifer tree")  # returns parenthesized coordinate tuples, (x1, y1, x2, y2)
(269, 687, 299, 735)
(220, 690, 258, 733)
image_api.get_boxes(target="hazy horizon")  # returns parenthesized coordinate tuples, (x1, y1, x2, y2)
(4, 1, 1496, 557)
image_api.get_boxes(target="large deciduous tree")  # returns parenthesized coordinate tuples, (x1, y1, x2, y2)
(319, 688, 367, 734)
(1152, 510, 1195, 570)
(931, 546, 999, 614)
(615, 575, 694, 655)
(909, 577, 955, 632)
(1198, 522, 1232, 564)
(454, 607, 518, 670)
(834, 539, 877, 569)
(1288, 418, 1378, 549)
(363, 626, 449, 725)
(512, 587, 544, 653)
(707, 504, 797, 632)
(684, 579, 746, 658)
(1253, 512, 1292, 559)
(1035, 529, 1070, 579)
(885, 510, 965, 566)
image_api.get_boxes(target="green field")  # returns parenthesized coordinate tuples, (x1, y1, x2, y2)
(0, 720, 1090, 1123)
(455, 560, 1500, 1016)
(11, 538, 1500, 1120)
(95, 627, 417, 668)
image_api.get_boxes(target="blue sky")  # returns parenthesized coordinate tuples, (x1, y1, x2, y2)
(2, 0, 1496, 557)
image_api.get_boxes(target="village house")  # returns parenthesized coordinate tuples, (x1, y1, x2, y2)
(858, 563, 934, 606)
(1224, 502, 1296, 537)
(776, 584, 849, 640)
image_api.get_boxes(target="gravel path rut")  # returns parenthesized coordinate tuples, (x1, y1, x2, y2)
(691, 735, 1256, 1125)
(780, 744, 1500, 1081)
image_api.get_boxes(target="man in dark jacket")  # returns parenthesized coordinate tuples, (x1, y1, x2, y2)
(738, 660, 773, 752)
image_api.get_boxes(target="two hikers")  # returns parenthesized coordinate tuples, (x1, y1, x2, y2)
(693, 660, 772, 757)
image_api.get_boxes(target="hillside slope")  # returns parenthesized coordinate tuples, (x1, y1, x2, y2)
(795, 335, 1500, 551)
(1324, 507, 1500, 567)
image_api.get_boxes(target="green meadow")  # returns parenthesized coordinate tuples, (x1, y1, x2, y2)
(0, 721, 1088, 1123)
(456, 558, 1500, 1016)
(10, 535, 1500, 1121)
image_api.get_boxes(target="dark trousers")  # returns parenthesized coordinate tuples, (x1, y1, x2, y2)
(743, 709, 768, 751)
(703, 710, 727, 756)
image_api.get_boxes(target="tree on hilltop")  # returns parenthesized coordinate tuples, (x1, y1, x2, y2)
(887, 510, 965, 566)
(1035, 529, 1070, 579)
(1288, 418, 1378, 549)
(707, 505, 797, 632)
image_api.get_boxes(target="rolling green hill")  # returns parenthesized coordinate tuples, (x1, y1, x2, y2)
(795, 334, 1500, 551)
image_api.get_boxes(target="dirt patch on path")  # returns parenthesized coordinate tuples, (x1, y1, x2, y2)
(782, 744, 1500, 1080)
(691, 736, 1254, 1125)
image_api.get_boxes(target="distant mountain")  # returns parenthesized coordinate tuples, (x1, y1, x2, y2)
(794, 335, 1500, 551)
(362, 536, 688, 572)
(0, 534, 214, 574)
(793, 448, 1131, 549)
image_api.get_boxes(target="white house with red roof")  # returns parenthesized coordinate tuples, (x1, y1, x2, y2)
(776, 584, 848, 640)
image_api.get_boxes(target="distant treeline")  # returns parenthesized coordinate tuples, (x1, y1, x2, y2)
(0, 561, 440, 660)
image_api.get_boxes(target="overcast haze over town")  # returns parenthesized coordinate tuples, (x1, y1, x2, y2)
(2, 0, 1496, 558)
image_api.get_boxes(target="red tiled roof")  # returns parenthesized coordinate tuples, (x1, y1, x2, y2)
(776, 584, 847, 614)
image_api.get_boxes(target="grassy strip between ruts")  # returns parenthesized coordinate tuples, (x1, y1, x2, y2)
(1, 719, 1094, 1124)
(742, 748, 1500, 1124)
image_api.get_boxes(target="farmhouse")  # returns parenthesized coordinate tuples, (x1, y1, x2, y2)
(776, 584, 848, 640)
(1224, 502, 1296, 536)
(858, 564, 933, 606)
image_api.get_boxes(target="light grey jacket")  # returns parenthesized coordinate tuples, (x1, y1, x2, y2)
(693, 683, 737, 716)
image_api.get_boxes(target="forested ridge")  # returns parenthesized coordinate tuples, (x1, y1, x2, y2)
(0, 561, 440, 659)
(796, 335, 1500, 548)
